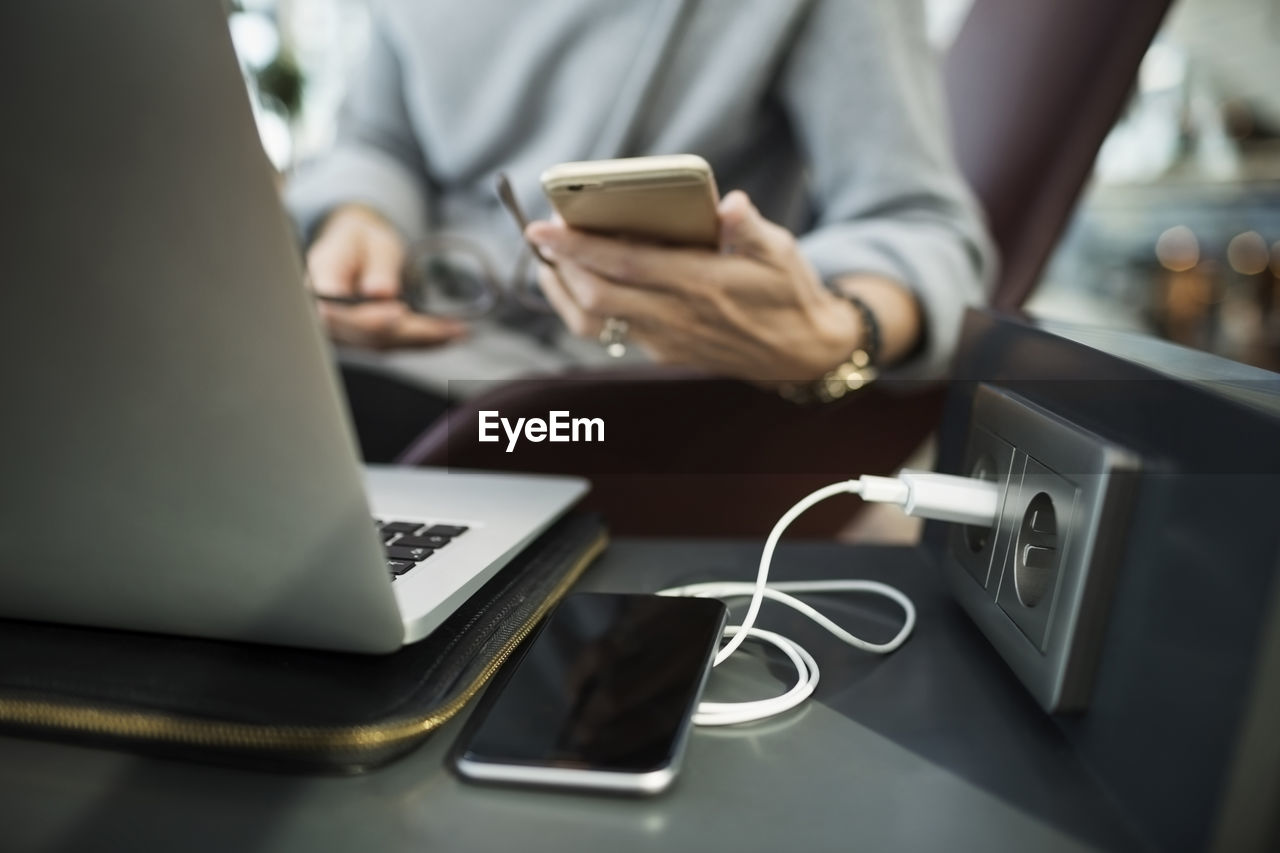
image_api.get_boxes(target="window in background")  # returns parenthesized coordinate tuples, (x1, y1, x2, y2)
(229, 0, 370, 171)
(1027, 0, 1280, 372)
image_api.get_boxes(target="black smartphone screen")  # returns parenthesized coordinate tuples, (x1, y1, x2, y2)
(456, 593, 726, 776)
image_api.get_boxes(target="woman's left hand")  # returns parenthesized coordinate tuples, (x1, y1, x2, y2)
(525, 190, 862, 382)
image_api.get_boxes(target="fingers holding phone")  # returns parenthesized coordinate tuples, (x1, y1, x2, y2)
(529, 246, 693, 340)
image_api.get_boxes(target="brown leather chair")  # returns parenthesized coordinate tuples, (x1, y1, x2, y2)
(400, 0, 1172, 536)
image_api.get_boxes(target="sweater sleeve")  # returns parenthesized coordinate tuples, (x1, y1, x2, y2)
(778, 0, 996, 379)
(284, 7, 430, 244)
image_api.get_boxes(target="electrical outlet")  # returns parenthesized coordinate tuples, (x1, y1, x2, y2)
(944, 385, 1139, 712)
(995, 457, 1080, 652)
(949, 425, 1017, 590)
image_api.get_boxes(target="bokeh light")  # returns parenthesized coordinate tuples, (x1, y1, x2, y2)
(1155, 226, 1199, 272)
(1226, 231, 1269, 276)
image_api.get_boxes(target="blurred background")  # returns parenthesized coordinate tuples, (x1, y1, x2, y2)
(230, 0, 1280, 373)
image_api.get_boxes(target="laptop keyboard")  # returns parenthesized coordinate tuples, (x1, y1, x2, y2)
(374, 519, 469, 580)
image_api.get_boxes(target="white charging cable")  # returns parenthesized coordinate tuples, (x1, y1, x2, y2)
(658, 470, 999, 726)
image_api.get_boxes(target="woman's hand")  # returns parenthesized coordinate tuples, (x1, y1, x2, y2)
(306, 205, 467, 350)
(526, 191, 907, 381)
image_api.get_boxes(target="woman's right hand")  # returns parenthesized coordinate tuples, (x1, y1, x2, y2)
(306, 205, 467, 350)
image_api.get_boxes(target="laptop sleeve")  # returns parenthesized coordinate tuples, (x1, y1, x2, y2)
(0, 513, 607, 773)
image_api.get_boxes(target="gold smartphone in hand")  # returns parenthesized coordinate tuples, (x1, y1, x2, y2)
(540, 154, 721, 248)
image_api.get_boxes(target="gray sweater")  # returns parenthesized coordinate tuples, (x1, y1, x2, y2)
(286, 0, 994, 387)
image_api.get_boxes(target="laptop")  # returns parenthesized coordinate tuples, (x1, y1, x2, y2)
(0, 2, 588, 652)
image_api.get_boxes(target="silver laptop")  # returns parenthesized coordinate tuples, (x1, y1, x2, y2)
(0, 2, 588, 653)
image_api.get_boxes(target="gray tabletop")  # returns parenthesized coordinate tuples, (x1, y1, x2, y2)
(0, 540, 1140, 852)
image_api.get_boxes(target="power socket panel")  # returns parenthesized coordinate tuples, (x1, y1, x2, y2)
(944, 385, 1140, 712)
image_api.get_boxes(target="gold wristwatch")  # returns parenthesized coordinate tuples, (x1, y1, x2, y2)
(779, 292, 882, 404)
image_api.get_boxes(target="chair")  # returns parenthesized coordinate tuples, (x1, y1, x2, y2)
(399, 0, 1173, 536)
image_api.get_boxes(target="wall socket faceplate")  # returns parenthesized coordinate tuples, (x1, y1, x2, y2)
(945, 385, 1140, 712)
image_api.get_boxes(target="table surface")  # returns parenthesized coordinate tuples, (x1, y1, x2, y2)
(0, 540, 1143, 853)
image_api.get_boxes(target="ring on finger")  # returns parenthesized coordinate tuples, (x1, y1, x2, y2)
(599, 316, 630, 358)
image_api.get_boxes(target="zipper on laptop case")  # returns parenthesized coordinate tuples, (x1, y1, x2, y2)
(0, 531, 607, 759)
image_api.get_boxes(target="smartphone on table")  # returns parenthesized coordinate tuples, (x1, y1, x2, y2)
(451, 592, 727, 795)
(540, 154, 721, 247)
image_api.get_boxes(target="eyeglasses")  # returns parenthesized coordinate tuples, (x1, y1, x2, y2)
(313, 173, 557, 319)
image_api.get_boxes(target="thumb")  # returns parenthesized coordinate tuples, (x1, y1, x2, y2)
(358, 233, 406, 298)
(306, 230, 361, 297)
(717, 190, 788, 259)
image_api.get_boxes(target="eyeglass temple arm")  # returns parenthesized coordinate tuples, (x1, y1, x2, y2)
(495, 172, 558, 269)
(312, 292, 404, 305)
